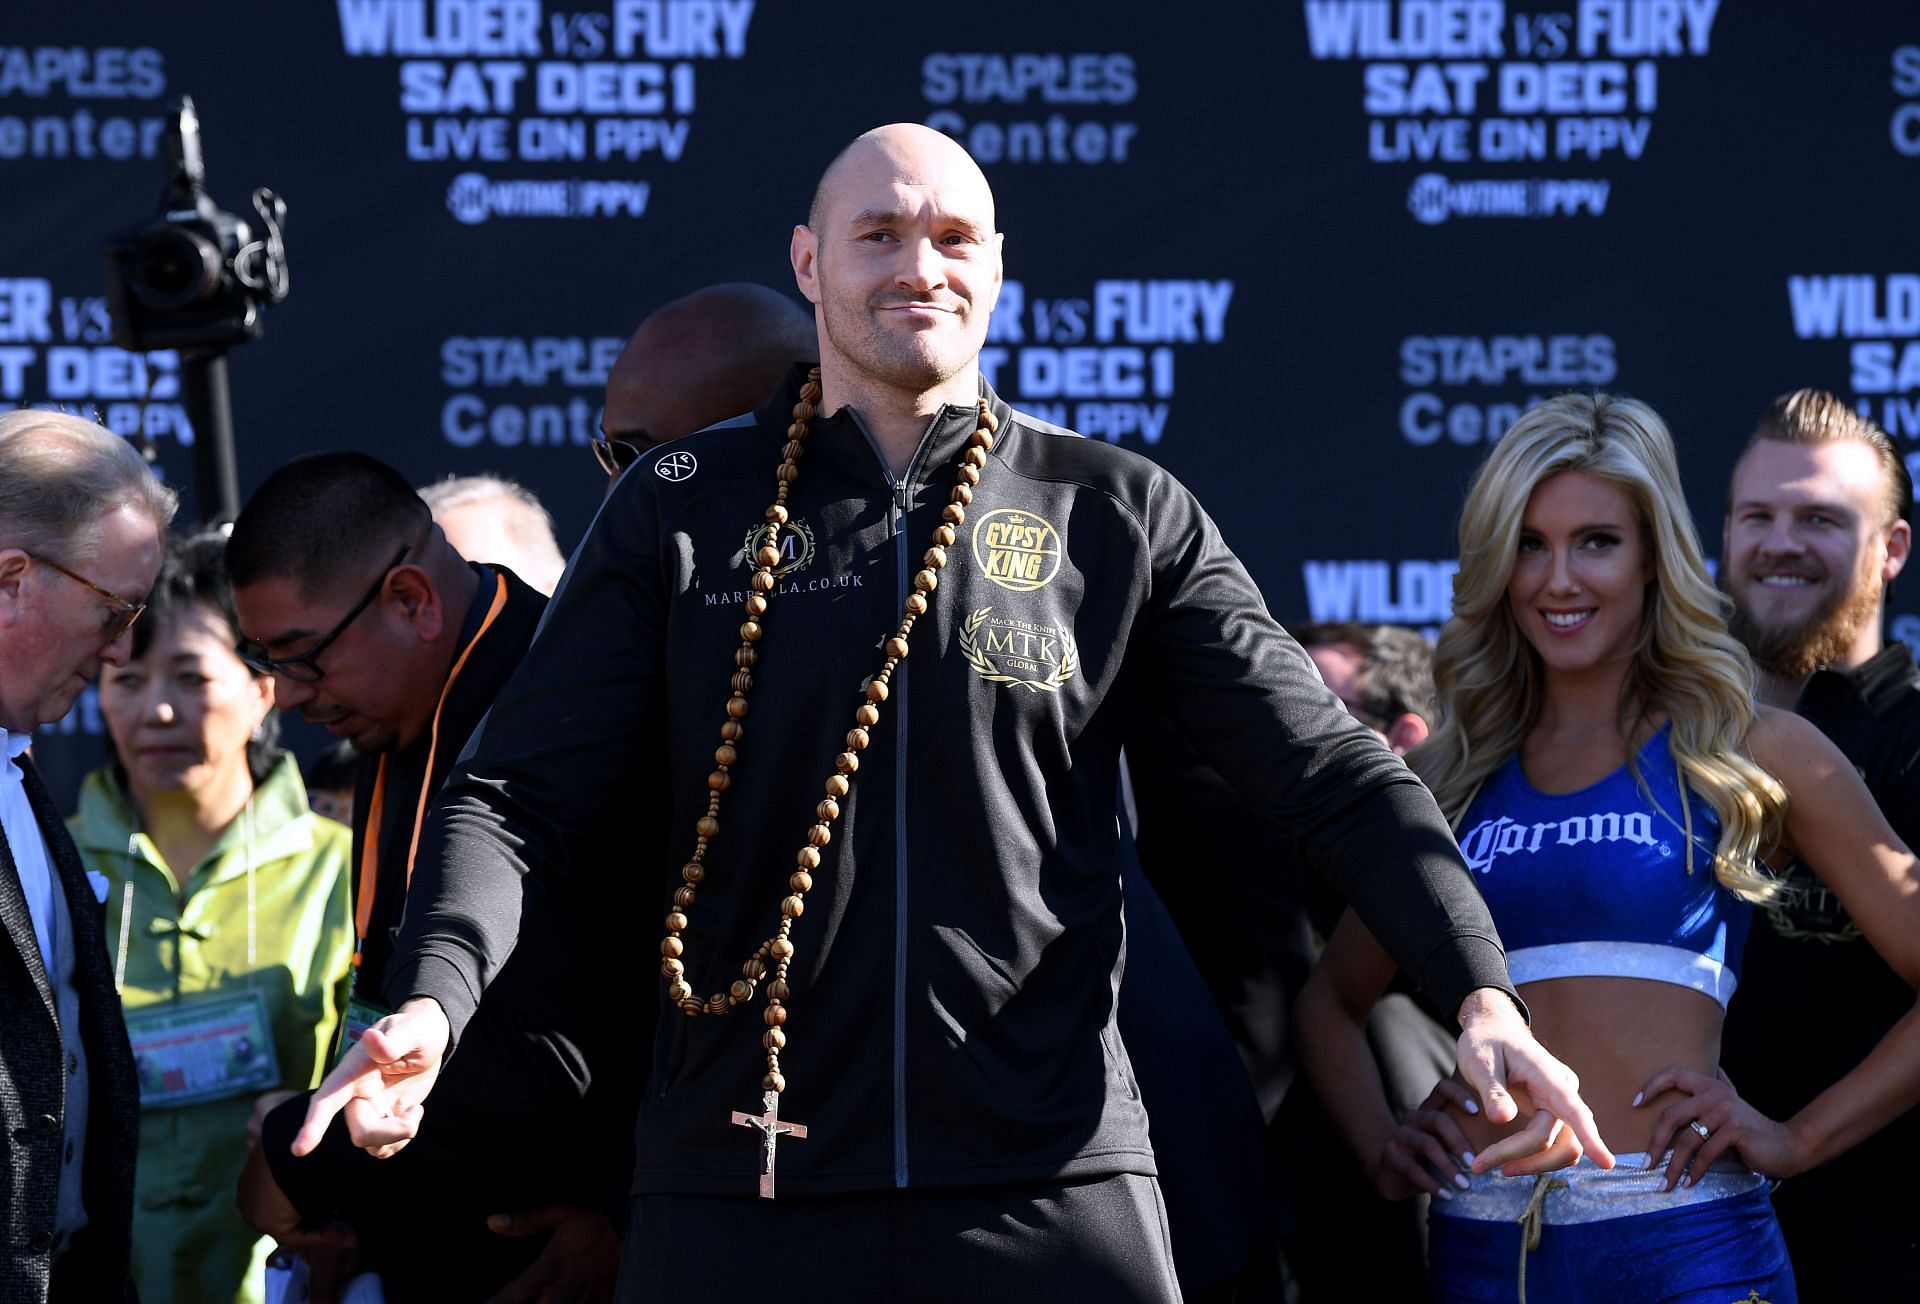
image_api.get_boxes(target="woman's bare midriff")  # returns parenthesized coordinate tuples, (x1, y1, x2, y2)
(1453, 976, 1725, 1158)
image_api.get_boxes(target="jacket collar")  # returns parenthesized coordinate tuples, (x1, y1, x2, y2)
(70, 751, 322, 887)
(1797, 642, 1920, 720)
(756, 363, 1015, 492)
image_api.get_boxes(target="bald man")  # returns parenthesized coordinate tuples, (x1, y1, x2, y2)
(594, 282, 817, 478)
(299, 124, 1602, 1302)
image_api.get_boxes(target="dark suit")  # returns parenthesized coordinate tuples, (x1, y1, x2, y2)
(0, 755, 138, 1303)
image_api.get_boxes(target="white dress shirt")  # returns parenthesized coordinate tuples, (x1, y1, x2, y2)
(2, 729, 57, 976)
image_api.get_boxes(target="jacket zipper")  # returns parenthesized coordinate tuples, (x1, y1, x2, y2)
(850, 409, 944, 1190)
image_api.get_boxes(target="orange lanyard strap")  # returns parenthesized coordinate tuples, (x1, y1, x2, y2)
(352, 755, 389, 968)
(404, 573, 508, 889)
(349, 571, 510, 967)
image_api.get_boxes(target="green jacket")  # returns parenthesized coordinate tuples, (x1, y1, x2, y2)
(69, 752, 353, 1304)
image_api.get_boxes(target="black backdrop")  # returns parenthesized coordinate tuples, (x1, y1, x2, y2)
(6, 2, 1919, 801)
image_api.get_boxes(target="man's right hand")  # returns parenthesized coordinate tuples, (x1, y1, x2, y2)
(294, 998, 451, 1159)
(1454, 987, 1614, 1173)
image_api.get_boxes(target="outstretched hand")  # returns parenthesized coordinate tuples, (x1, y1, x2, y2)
(294, 998, 451, 1160)
(1454, 988, 1615, 1174)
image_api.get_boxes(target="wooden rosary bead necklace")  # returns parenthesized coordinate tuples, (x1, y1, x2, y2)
(659, 366, 998, 1107)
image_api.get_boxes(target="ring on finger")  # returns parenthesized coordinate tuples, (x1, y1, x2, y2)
(1687, 1120, 1711, 1140)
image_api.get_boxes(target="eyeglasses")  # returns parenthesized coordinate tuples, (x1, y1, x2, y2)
(592, 431, 651, 478)
(235, 544, 409, 683)
(32, 554, 146, 642)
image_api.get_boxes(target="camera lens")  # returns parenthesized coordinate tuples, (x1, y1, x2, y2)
(130, 226, 224, 310)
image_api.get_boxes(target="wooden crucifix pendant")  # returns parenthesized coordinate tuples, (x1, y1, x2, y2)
(730, 1090, 808, 1199)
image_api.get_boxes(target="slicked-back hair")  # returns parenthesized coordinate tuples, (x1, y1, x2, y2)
(127, 529, 280, 780)
(228, 452, 429, 596)
(1741, 388, 1911, 529)
(0, 410, 177, 560)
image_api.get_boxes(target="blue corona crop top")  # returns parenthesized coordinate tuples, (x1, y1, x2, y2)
(1456, 723, 1752, 1007)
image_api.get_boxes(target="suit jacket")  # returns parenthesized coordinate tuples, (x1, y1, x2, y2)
(0, 755, 138, 1303)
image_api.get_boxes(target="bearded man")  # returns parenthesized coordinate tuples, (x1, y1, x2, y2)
(1720, 388, 1920, 1294)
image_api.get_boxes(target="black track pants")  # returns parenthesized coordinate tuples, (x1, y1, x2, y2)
(616, 1173, 1182, 1303)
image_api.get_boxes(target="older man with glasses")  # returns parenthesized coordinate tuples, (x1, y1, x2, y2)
(0, 409, 174, 1304)
(226, 452, 635, 1302)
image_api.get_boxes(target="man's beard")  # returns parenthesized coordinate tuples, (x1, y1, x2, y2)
(1729, 563, 1882, 681)
(819, 278, 976, 394)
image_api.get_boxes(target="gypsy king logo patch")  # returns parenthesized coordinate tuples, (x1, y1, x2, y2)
(732, 519, 816, 578)
(971, 508, 1062, 592)
(959, 606, 1078, 693)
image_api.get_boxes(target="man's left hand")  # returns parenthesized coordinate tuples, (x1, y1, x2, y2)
(1454, 987, 1615, 1173)
(482, 1204, 621, 1304)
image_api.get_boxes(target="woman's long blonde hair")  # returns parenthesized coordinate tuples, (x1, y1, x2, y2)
(1411, 393, 1784, 901)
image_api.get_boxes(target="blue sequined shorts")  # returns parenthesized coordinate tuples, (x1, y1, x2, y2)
(1428, 1152, 1797, 1303)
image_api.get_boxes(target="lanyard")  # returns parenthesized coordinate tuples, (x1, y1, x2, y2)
(351, 571, 509, 968)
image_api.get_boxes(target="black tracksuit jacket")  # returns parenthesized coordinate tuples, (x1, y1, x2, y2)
(389, 373, 1518, 1198)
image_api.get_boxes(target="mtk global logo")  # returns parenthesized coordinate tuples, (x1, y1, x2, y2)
(959, 607, 1079, 693)
(970, 508, 1062, 591)
(445, 173, 651, 224)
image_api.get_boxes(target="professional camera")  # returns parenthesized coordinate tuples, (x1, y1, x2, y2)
(104, 96, 289, 354)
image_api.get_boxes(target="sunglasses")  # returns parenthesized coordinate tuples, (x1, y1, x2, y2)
(235, 544, 409, 683)
(33, 553, 146, 642)
(592, 430, 652, 478)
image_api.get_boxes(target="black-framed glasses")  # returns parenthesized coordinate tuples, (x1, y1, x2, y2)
(32, 553, 146, 642)
(592, 431, 651, 478)
(235, 544, 409, 683)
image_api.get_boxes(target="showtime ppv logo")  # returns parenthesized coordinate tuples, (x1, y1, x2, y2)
(1406, 172, 1608, 223)
(445, 171, 649, 222)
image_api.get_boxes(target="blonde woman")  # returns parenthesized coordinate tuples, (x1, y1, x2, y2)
(1298, 394, 1920, 1302)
